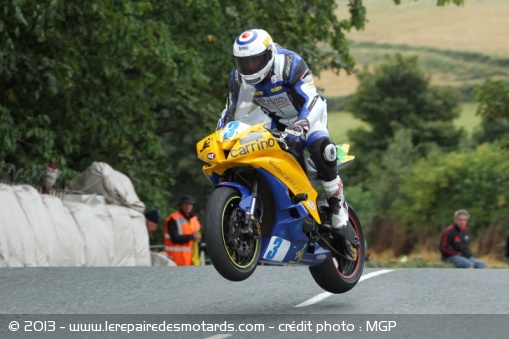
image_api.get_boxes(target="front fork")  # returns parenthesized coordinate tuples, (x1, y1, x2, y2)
(242, 174, 261, 238)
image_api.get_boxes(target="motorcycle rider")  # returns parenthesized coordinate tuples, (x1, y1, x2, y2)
(217, 29, 349, 232)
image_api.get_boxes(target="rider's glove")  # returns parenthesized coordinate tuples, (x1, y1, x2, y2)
(284, 118, 310, 142)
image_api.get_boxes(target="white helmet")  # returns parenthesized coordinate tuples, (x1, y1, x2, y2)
(233, 29, 275, 85)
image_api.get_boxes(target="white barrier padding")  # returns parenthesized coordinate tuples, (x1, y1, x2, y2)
(128, 208, 151, 266)
(63, 201, 115, 267)
(69, 162, 145, 213)
(42, 195, 86, 267)
(106, 205, 137, 266)
(13, 185, 55, 266)
(63, 193, 106, 205)
(0, 161, 152, 267)
(150, 252, 177, 266)
(0, 184, 33, 267)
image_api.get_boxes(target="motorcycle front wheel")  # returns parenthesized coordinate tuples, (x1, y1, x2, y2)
(204, 186, 261, 281)
(309, 204, 366, 294)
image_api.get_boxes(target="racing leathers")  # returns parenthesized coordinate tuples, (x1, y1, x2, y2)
(218, 44, 348, 230)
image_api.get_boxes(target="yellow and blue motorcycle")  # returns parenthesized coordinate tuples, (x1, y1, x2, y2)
(196, 90, 365, 294)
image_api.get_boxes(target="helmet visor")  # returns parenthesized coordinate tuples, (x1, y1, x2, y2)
(235, 50, 272, 76)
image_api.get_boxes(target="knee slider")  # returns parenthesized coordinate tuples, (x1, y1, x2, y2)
(309, 138, 336, 165)
(323, 143, 337, 163)
(309, 138, 338, 181)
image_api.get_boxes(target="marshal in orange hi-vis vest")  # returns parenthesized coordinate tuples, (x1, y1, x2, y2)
(164, 211, 201, 266)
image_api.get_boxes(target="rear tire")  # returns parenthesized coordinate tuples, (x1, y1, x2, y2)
(309, 204, 365, 293)
(204, 187, 260, 281)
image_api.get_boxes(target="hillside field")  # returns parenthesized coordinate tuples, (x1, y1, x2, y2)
(315, 0, 509, 97)
(328, 102, 481, 143)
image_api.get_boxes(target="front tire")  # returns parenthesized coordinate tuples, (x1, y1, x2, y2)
(204, 187, 261, 281)
(309, 204, 366, 293)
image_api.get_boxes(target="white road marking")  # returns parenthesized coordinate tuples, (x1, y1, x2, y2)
(294, 269, 394, 308)
(205, 335, 232, 339)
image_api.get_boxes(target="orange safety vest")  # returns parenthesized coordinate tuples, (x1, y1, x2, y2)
(164, 211, 201, 266)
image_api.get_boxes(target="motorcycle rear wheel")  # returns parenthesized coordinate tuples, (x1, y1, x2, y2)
(204, 187, 260, 281)
(309, 204, 366, 294)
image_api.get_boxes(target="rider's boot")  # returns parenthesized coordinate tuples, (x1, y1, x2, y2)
(322, 176, 349, 231)
(323, 177, 359, 250)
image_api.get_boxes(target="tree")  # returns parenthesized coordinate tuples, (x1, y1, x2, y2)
(365, 129, 419, 217)
(0, 0, 469, 213)
(0, 0, 371, 212)
(473, 79, 509, 148)
(392, 143, 509, 234)
(0, 1, 179, 210)
(345, 54, 463, 184)
(472, 118, 509, 146)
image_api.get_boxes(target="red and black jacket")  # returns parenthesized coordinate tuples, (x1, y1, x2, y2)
(439, 224, 472, 259)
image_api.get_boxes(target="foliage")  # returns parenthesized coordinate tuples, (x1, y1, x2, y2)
(0, 1, 179, 210)
(473, 79, 509, 149)
(435, 0, 464, 6)
(348, 54, 463, 151)
(0, 0, 370, 212)
(152, 0, 379, 211)
(344, 183, 375, 234)
(366, 257, 453, 269)
(393, 0, 464, 5)
(472, 118, 509, 146)
(345, 54, 463, 184)
(219, 0, 367, 74)
(364, 129, 420, 220)
(474, 79, 509, 120)
(0, 0, 478, 220)
(392, 143, 509, 235)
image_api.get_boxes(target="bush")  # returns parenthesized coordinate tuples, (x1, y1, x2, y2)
(392, 143, 509, 236)
(345, 54, 463, 184)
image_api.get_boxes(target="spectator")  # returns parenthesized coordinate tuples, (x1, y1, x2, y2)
(145, 209, 160, 232)
(163, 195, 202, 266)
(42, 163, 60, 195)
(439, 209, 487, 269)
(144, 209, 160, 248)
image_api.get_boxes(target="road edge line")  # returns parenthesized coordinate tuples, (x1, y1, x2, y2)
(295, 269, 394, 308)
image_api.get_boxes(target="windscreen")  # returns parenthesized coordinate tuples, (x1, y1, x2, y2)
(233, 82, 271, 126)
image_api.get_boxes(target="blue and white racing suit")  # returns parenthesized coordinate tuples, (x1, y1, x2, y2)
(218, 44, 338, 182)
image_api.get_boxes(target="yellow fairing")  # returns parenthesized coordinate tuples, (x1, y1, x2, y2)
(196, 124, 321, 223)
